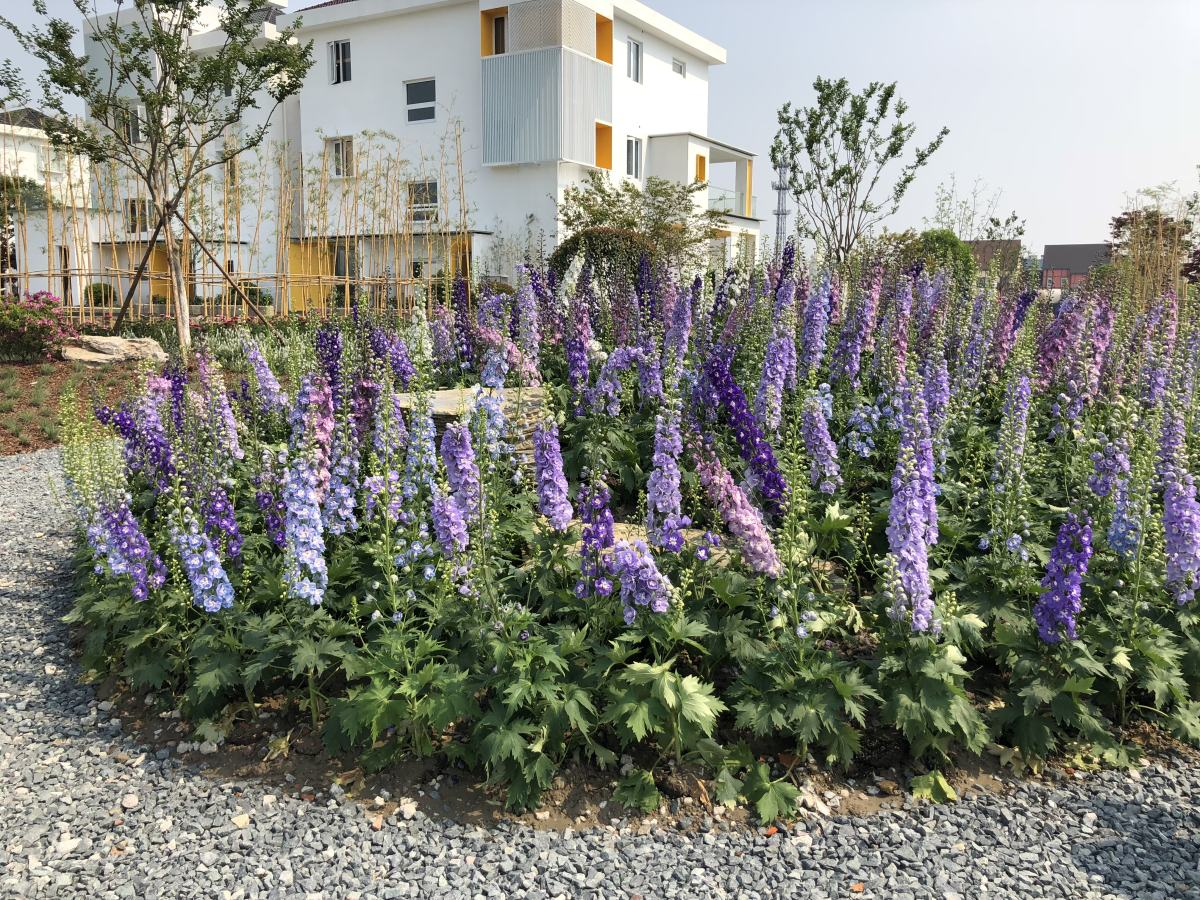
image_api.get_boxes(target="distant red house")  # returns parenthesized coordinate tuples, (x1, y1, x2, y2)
(1041, 244, 1110, 290)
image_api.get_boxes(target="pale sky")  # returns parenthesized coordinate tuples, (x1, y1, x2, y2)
(2, 0, 1197, 254)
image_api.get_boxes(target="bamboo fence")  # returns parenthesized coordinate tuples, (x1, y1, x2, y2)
(0, 120, 475, 323)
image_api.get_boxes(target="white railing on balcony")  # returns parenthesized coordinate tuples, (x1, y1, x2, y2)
(707, 187, 756, 218)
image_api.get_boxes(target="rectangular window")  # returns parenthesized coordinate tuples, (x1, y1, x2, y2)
(124, 198, 152, 234)
(325, 137, 354, 178)
(625, 137, 642, 179)
(627, 38, 642, 82)
(672, 58, 686, 77)
(493, 15, 506, 54)
(695, 154, 707, 182)
(329, 40, 352, 84)
(115, 104, 141, 145)
(406, 79, 436, 122)
(409, 180, 438, 222)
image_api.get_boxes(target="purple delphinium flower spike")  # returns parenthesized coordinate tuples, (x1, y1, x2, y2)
(801, 391, 841, 494)
(1034, 513, 1093, 642)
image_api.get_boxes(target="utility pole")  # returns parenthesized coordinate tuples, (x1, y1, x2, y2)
(771, 162, 790, 261)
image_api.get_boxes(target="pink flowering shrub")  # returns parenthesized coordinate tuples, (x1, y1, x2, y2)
(0, 290, 77, 360)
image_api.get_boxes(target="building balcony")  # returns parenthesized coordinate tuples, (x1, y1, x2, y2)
(708, 187, 756, 218)
(646, 132, 760, 224)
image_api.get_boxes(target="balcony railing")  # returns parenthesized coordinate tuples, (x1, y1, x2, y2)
(707, 186, 756, 218)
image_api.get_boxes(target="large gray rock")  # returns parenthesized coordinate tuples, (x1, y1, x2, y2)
(62, 334, 168, 366)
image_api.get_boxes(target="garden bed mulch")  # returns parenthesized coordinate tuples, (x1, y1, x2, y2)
(0, 360, 136, 455)
(94, 671, 1196, 834)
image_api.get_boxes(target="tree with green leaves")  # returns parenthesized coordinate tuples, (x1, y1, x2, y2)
(0, 0, 313, 359)
(771, 77, 948, 263)
(557, 170, 723, 272)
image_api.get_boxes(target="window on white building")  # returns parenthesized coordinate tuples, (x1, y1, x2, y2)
(329, 40, 352, 84)
(627, 38, 642, 82)
(406, 79, 436, 122)
(114, 104, 142, 144)
(409, 180, 438, 221)
(672, 58, 686, 77)
(325, 137, 354, 178)
(124, 198, 153, 234)
(625, 137, 642, 179)
(493, 15, 507, 54)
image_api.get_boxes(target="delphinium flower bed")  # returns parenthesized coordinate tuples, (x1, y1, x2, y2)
(60, 245, 1200, 820)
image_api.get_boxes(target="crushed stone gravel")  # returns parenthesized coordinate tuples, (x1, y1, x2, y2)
(2, 448, 1200, 899)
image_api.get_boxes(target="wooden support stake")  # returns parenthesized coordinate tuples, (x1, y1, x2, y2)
(112, 213, 166, 333)
(172, 208, 275, 332)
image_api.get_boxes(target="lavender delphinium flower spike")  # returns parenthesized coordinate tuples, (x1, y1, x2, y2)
(172, 509, 236, 613)
(690, 440, 781, 579)
(322, 419, 361, 537)
(245, 340, 287, 415)
(645, 409, 689, 551)
(86, 496, 166, 602)
(577, 479, 616, 598)
(1088, 433, 1129, 499)
(800, 273, 832, 382)
(441, 421, 481, 521)
(532, 421, 573, 532)
(801, 391, 841, 494)
(884, 381, 940, 634)
(611, 539, 672, 624)
(431, 485, 470, 556)
(1163, 466, 1200, 605)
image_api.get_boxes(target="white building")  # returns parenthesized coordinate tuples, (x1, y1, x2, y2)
(77, 0, 760, 313)
(283, 0, 760, 283)
(0, 108, 98, 302)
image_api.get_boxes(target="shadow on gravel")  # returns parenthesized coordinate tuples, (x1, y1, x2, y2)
(1071, 791, 1200, 899)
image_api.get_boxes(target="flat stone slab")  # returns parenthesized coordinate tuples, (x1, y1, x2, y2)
(395, 386, 545, 421)
(62, 335, 168, 366)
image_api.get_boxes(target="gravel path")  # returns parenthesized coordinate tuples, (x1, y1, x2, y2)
(2, 448, 1200, 899)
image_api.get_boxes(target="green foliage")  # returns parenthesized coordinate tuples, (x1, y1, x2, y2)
(992, 621, 1126, 765)
(733, 650, 878, 768)
(771, 76, 949, 261)
(706, 744, 800, 824)
(605, 659, 725, 763)
(910, 770, 957, 803)
(917, 229, 976, 290)
(877, 633, 989, 761)
(613, 769, 661, 813)
(555, 171, 723, 273)
(82, 282, 117, 306)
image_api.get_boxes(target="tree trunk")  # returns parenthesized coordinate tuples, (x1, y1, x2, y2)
(162, 222, 192, 362)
